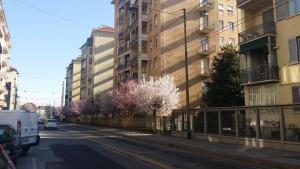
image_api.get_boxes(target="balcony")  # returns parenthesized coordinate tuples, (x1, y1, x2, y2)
(199, 0, 214, 12)
(199, 23, 215, 34)
(198, 44, 216, 55)
(240, 65, 279, 85)
(118, 43, 130, 55)
(237, 0, 273, 10)
(239, 22, 276, 45)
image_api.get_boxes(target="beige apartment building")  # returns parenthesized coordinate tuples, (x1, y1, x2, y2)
(80, 37, 94, 99)
(238, 0, 300, 106)
(92, 26, 114, 95)
(65, 58, 81, 106)
(147, 0, 238, 108)
(112, 0, 149, 87)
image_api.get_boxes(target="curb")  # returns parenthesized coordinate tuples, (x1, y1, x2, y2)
(66, 124, 300, 169)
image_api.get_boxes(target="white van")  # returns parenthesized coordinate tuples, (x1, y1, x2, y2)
(0, 110, 40, 153)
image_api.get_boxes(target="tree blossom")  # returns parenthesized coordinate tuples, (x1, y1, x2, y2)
(133, 75, 179, 116)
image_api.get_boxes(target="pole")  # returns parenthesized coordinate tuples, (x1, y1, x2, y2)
(183, 9, 191, 139)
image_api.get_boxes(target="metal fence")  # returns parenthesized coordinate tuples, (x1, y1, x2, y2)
(171, 104, 300, 143)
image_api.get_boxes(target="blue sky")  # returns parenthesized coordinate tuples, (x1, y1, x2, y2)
(3, 0, 114, 106)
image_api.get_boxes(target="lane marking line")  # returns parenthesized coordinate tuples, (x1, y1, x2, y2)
(32, 156, 37, 169)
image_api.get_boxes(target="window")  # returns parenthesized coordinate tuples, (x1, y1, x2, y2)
(228, 38, 235, 45)
(200, 57, 209, 75)
(154, 37, 158, 48)
(289, 37, 300, 63)
(218, 4, 224, 15)
(149, 20, 153, 32)
(228, 22, 234, 31)
(89, 58, 93, 64)
(200, 36, 208, 51)
(142, 21, 148, 34)
(154, 14, 158, 26)
(142, 2, 148, 15)
(218, 20, 224, 29)
(219, 37, 224, 46)
(142, 40, 147, 53)
(154, 58, 158, 69)
(249, 85, 278, 106)
(292, 86, 300, 103)
(276, 0, 300, 20)
(227, 6, 233, 16)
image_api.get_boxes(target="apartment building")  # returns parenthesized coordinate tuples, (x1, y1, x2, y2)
(112, 0, 149, 87)
(92, 26, 114, 95)
(65, 58, 81, 106)
(80, 37, 94, 99)
(0, 1, 19, 110)
(147, 0, 238, 108)
(4, 67, 18, 110)
(238, 0, 300, 106)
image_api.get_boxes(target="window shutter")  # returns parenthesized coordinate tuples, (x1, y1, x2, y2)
(289, 38, 298, 63)
(276, 0, 286, 20)
(292, 86, 300, 103)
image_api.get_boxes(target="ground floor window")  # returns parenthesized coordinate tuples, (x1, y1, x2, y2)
(248, 84, 278, 106)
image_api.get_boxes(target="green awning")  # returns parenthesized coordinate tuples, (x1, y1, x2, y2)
(240, 36, 268, 53)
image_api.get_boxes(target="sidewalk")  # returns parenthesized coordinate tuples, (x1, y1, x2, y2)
(66, 123, 300, 169)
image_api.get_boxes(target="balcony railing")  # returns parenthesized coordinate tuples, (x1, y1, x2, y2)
(199, 0, 214, 11)
(239, 22, 276, 44)
(118, 43, 130, 55)
(240, 65, 279, 84)
(198, 44, 216, 55)
(200, 23, 215, 34)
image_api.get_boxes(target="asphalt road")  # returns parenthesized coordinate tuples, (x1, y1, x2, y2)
(17, 124, 271, 169)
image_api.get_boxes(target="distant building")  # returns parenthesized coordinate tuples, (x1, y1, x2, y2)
(92, 26, 114, 95)
(80, 37, 94, 99)
(65, 58, 81, 106)
(112, 0, 149, 87)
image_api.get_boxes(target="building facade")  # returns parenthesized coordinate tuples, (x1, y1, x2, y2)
(65, 58, 81, 106)
(92, 26, 114, 95)
(113, 0, 149, 87)
(147, 0, 239, 108)
(0, 1, 19, 110)
(238, 0, 300, 106)
(4, 67, 18, 110)
(80, 38, 94, 99)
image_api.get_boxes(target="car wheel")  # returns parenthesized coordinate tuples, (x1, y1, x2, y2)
(22, 147, 30, 154)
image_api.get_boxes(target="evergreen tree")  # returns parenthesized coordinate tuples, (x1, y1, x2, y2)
(203, 45, 244, 107)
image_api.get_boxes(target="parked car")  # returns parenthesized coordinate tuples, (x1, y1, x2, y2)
(0, 124, 20, 165)
(44, 119, 57, 130)
(0, 110, 40, 154)
(0, 144, 16, 169)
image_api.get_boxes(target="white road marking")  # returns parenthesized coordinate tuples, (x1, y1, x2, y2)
(32, 156, 37, 169)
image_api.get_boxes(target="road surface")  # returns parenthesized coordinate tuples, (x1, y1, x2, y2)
(17, 124, 271, 169)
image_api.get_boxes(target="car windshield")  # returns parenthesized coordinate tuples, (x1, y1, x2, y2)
(47, 119, 56, 123)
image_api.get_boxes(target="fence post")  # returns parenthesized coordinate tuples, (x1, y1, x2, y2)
(280, 106, 286, 150)
(192, 111, 195, 133)
(204, 110, 207, 134)
(235, 109, 240, 144)
(181, 111, 184, 132)
(255, 108, 261, 147)
(218, 110, 222, 143)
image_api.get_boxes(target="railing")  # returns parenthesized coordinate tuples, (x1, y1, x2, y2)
(199, 0, 214, 11)
(198, 44, 216, 55)
(199, 23, 215, 33)
(172, 104, 300, 144)
(240, 64, 279, 84)
(239, 22, 276, 44)
(118, 43, 130, 55)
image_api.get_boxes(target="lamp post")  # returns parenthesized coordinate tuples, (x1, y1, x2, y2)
(183, 8, 191, 139)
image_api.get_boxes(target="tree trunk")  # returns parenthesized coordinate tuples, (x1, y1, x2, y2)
(153, 110, 157, 134)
